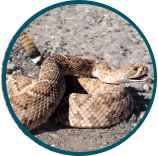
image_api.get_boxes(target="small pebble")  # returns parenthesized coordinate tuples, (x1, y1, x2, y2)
(49, 134, 58, 138)
(7, 63, 18, 74)
(132, 123, 137, 127)
(50, 143, 56, 147)
(143, 84, 151, 92)
(139, 111, 146, 120)
(146, 78, 154, 84)
(84, 51, 90, 55)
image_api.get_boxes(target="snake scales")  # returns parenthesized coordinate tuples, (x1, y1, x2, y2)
(6, 33, 148, 131)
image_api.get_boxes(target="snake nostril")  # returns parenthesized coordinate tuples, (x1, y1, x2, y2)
(144, 67, 148, 71)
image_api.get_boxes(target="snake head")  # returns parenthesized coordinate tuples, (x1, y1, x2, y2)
(118, 64, 148, 83)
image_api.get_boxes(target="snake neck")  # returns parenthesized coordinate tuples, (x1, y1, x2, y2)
(92, 69, 118, 84)
(91, 61, 119, 84)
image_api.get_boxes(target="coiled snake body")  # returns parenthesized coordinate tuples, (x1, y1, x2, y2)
(6, 34, 148, 131)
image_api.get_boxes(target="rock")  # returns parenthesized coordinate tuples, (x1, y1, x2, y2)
(84, 26, 89, 29)
(146, 78, 154, 84)
(22, 53, 29, 59)
(80, 43, 87, 49)
(44, 12, 51, 16)
(146, 60, 152, 64)
(51, 143, 56, 147)
(16, 70, 22, 75)
(84, 51, 90, 55)
(49, 134, 58, 138)
(128, 33, 142, 44)
(129, 114, 137, 123)
(132, 123, 137, 127)
(143, 84, 151, 92)
(119, 50, 126, 56)
(7, 63, 18, 74)
(27, 71, 36, 78)
(139, 111, 146, 120)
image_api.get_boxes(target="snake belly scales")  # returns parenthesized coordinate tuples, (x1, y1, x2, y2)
(5, 33, 148, 131)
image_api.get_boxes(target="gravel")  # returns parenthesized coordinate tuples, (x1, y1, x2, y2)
(8, 4, 154, 152)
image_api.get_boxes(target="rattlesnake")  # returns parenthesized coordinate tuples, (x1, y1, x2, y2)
(6, 33, 148, 131)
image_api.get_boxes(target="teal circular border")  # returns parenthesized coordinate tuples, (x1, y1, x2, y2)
(2, 0, 157, 155)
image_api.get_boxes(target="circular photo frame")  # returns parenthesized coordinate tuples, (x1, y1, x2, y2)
(2, 0, 157, 155)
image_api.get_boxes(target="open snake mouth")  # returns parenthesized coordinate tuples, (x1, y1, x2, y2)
(129, 73, 148, 82)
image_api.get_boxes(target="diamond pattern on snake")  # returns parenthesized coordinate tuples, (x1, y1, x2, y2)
(6, 33, 148, 131)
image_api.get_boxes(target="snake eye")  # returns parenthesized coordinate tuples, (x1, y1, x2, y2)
(133, 67, 138, 71)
